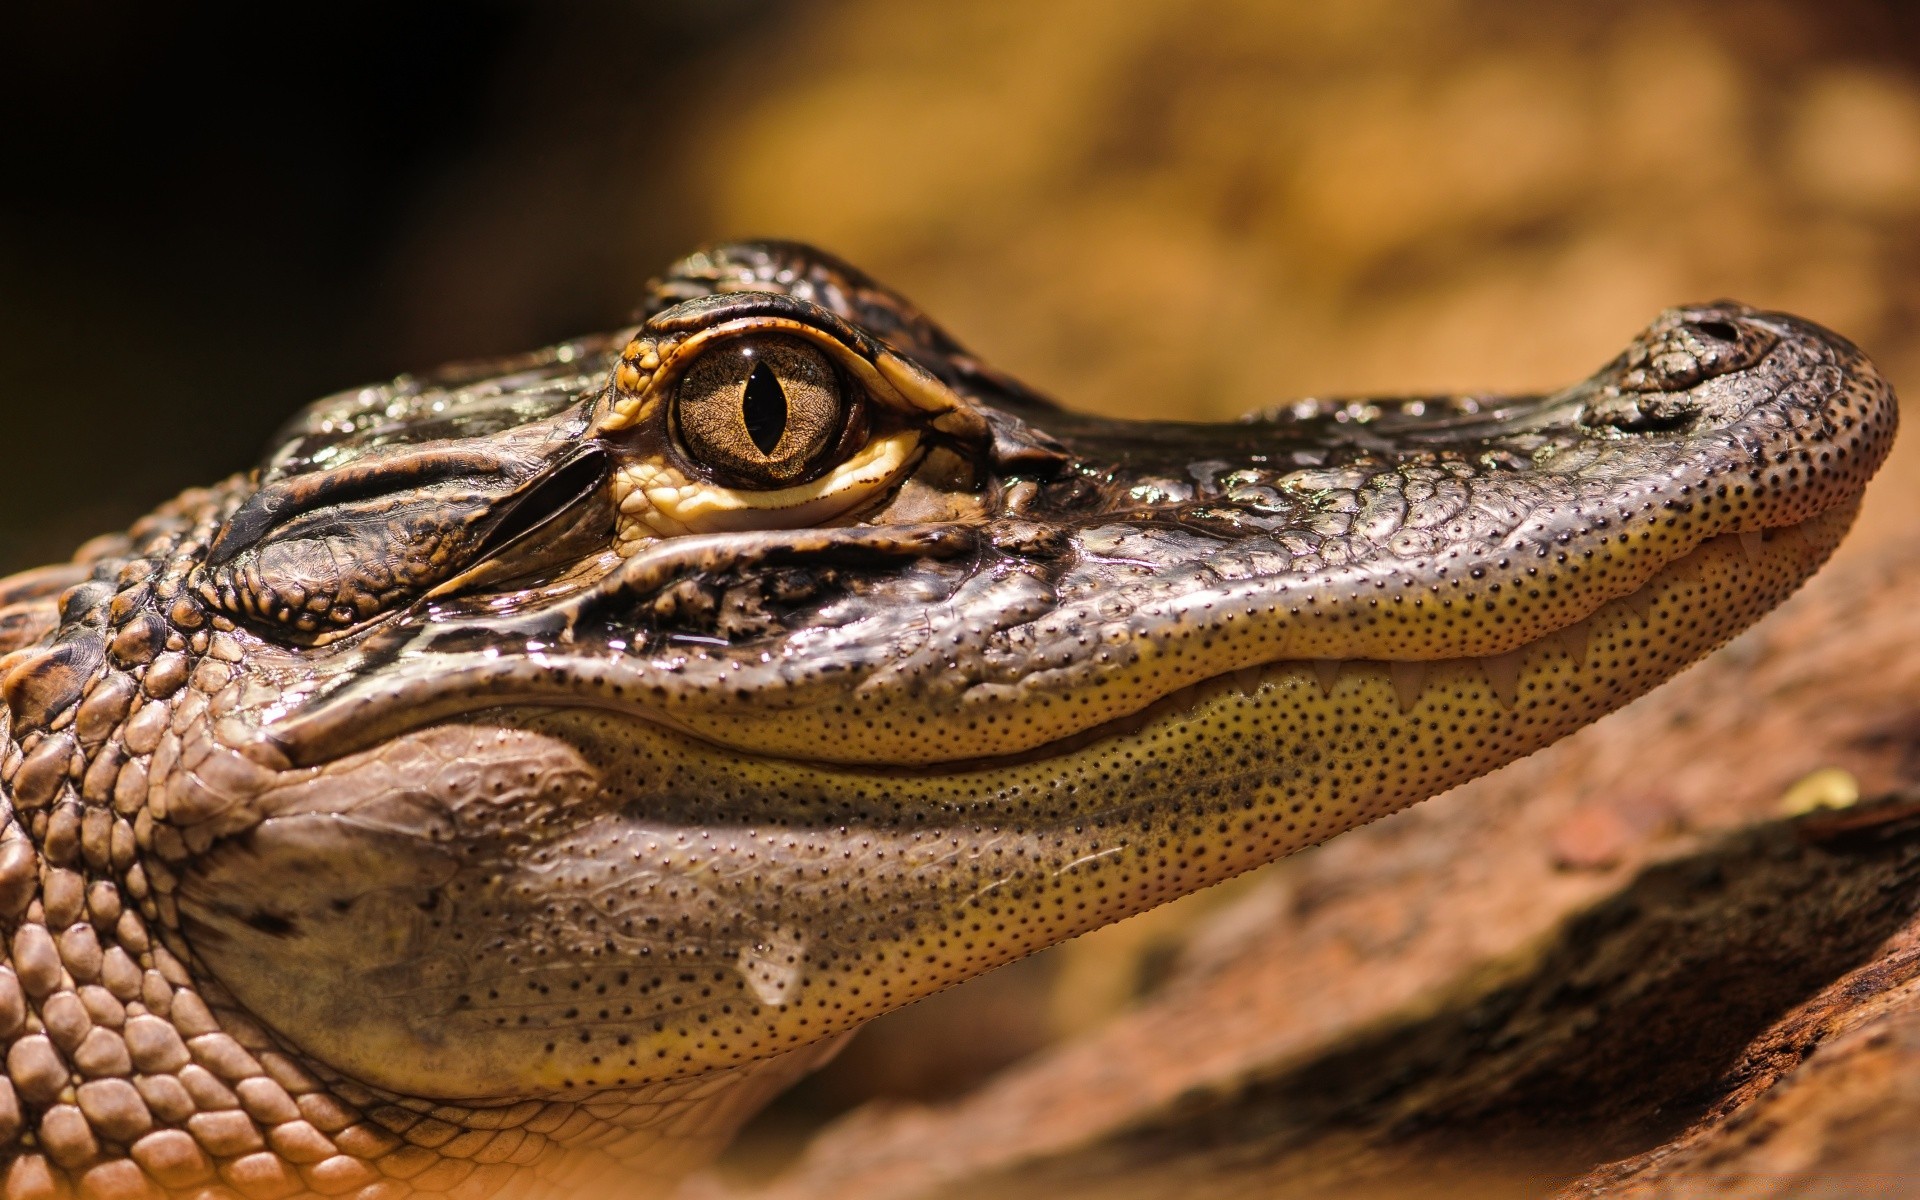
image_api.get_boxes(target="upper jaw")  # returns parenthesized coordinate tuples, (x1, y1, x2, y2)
(237, 301, 1893, 771)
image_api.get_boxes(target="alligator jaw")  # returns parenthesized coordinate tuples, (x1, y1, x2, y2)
(180, 500, 1856, 1100)
(974, 502, 1857, 762)
(0, 244, 1894, 1196)
(251, 303, 1896, 778)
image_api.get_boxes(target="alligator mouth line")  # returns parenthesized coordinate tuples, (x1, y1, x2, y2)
(258, 493, 1858, 786)
(1252, 509, 1844, 710)
(877, 499, 1860, 778)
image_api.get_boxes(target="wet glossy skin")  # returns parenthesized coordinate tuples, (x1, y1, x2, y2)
(0, 243, 1896, 1196)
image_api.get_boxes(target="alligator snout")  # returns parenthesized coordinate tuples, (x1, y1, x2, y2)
(1579, 303, 1789, 433)
(1617, 303, 1781, 392)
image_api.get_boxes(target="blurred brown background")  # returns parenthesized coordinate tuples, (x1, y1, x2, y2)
(9, 1, 1920, 575)
(7, 0, 1920, 1190)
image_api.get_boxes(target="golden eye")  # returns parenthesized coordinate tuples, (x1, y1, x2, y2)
(674, 335, 846, 487)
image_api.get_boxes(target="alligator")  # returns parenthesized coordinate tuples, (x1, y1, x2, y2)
(0, 242, 1895, 1198)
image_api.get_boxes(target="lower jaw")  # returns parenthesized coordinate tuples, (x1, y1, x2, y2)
(1258, 497, 1860, 725)
(1065, 497, 1862, 842)
(978, 498, 1859, 772)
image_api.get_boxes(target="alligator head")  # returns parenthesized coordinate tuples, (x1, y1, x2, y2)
(0, 242, 1896, 1195)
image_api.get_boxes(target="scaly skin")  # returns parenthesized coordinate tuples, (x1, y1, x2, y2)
(0, 243, 1896, 1197)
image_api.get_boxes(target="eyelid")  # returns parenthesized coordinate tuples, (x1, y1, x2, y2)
(614, 430, 922, 541)
(596, 315, 975, 437)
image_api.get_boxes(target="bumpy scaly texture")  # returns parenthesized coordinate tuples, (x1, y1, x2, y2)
(0, 242, 1896, 1196)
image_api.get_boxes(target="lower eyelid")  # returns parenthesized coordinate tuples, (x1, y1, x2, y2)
(614, 431, 923, 542)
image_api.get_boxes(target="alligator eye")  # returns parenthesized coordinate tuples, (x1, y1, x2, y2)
(675, 335, 845, 487)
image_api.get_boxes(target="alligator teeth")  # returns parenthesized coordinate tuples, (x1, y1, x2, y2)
(1479, 648, 1526, 708)
(1738, 530, 1765, 563)
(1556, 618, 1591, 666)
(1312, 659, 1343, 697)
(1232, 665, 1266, 695)
(1389, 661, 1428, 713)
(1616, 587, 1653, 625)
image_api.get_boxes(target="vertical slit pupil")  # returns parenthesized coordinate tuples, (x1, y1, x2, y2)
(742, 362, 788, 456)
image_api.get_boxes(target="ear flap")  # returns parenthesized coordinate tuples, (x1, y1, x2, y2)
(197, 436, 609, 640)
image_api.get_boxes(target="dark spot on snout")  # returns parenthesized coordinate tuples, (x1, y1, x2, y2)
(1695, 320, 1739, 343)
(245, 910, 298, 937)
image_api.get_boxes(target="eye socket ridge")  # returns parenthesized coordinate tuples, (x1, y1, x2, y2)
(671, 332, 867, 489)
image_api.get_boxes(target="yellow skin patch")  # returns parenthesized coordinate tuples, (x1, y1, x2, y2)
(612, 430, 923, 546)
(605, 337, 662, 428)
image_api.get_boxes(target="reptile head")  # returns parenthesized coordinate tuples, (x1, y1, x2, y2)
(0, 244, 1893, 1139)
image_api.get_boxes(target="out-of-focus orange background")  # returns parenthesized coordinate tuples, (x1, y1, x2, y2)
(8, 2, 1920, 573)
(6, 0, 1920, 1183)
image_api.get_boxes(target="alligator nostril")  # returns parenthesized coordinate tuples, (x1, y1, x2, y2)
(1580, 388, 1700, 434)
(1695, 320, 1739, 342)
